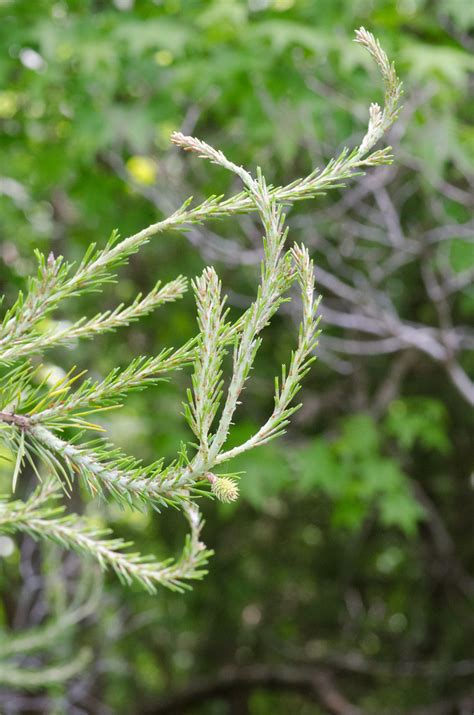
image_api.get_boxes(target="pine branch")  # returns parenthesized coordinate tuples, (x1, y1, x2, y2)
(0, 274, 187, 364)
(208, 181, 294, 464)
(185, 267, 228, 458)
(216, 245, 321, 463)
(25, 347, 193, 426)
(0, 29, 401, 596)
(31, 426, 185, 507)
(0, 486, 211, 593)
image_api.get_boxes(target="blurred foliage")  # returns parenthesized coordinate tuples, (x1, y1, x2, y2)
(0, 0, 473, 713)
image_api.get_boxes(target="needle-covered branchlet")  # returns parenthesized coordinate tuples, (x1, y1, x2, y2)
(0, 29, 402, 598)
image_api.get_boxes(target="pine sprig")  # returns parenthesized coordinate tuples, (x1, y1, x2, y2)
(0, 272, 187, 364)
(216, 245, 321, 463)
(25, 349, 190, 426)
(0, 484, 211, 593)
(25, 426, 185, 508)
(185, 267, 228, 457)
(0, 30, 401, 605)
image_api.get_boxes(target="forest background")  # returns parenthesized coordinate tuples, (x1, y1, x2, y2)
(0, 0, 473, 713)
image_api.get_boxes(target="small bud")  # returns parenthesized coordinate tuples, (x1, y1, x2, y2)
(206, 473, 239, 503)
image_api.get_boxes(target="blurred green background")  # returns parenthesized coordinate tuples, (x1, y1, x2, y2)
(0, 0, 473, 713)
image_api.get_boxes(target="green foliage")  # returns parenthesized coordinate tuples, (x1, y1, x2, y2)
(0, 1, 472, 713)
(234, 411, 427, 535)
(386, 398, 450, 453)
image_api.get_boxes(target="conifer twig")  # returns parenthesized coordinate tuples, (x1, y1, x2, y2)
(0, 30, 402, 605)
